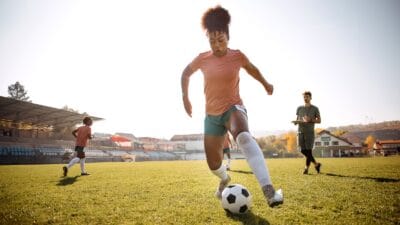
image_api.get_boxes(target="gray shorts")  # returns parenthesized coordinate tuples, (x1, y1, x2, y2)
(298, 132, 315, 150)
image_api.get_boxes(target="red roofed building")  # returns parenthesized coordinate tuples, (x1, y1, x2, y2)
(110, 135, 132, 148)
(373, 140, 400, 156)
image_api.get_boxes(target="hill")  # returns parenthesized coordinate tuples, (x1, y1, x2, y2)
(255, 121, 400, 144)
(326, 120, 400, 144)
(326, 120, 400, 132)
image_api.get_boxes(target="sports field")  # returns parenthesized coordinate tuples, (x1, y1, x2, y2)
(0, 157, 399, 225)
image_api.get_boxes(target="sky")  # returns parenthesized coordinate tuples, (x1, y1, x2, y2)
(0, 0, 399, 139)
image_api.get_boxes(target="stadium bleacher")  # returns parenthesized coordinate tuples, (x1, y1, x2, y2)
(0, 134, 184, 164)
(0, 96, 182, 164)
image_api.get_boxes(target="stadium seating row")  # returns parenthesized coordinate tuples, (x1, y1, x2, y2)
(0, 144, 179, 160)
(0, 146, 64, 156)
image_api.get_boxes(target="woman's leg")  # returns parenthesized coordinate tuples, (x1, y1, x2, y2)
(226, 151, 231, 169)
(227, 109, 283, 207)
(227, 110, 272, 186)
(204, 134, 230, 198)
(67, 151, 79, 169)
(204, 135, 225, 170)
(63, 151, 78, 176)
(80, 158, 86, 174)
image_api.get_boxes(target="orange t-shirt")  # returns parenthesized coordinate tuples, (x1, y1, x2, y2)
(75, 125, 92, 147)
(189, 49, 250, 115)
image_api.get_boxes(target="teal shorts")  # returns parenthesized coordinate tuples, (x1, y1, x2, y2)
(223, 148, 231, 154)
(204, 105, 247, 136)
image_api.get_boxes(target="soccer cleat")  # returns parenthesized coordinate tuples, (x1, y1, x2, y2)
(303, 168, 308, 175)
(315, 163, 322, 173)
(268, 189, 284, 207)
(215, 175, 231, 199)
(262, 185, 283, 207)
(81, 172, 90, 176)
(63, 166, 68, 177)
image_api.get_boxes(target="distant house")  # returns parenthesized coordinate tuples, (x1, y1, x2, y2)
(154, 140, 176, 152)
(170, 134, 204, 152)
(115, 133, 137, 141)
(108, 133, 145, 149)
(110, 135, 132, 148)
(314, 130, 361, 157)
(138, 137, 164, 151)
(373, 140, 400, 156)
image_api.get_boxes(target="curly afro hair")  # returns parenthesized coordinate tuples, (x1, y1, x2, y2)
(201, 5, 231, 39)
(83, 116, 92, 125)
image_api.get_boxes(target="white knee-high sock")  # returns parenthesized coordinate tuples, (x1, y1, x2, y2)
(236, 132, 272, 187)
(67, 157, 80, 169)
(211, 164, 228, 181)
(80, 158, 86, 173)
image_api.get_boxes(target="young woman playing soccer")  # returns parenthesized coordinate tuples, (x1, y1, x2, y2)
(63, 117, 93, 176)
(181, 5, 283, 207)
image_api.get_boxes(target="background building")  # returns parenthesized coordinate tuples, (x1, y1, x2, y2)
(314, 130, 362, 157)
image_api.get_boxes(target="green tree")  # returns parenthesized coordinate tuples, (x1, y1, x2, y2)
(8, 81, 30, 101)
(256, 136, 279, 157)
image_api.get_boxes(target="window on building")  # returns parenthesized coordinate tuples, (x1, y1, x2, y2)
(324, 142, 329, 146)
(315, 142, 321, 146)
(332, 141, 339, 146)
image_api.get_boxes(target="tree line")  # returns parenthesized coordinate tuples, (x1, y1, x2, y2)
(255, 130, 388, 156)
(256, 131, 301, 158)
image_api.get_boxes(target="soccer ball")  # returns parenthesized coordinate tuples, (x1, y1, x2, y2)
(221, 184, 252, 214)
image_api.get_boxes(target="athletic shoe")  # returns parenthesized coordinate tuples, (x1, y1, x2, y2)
(63, 166, 68, 177)
(226, 165, 230, 171)
(215, 175, 231, 199)
(268, 189, 284, 207)
(81, 172, 90, 176)
(262, 185, 283, 207)
(315, 163, 322, 173)
(303, 168, 308, 175)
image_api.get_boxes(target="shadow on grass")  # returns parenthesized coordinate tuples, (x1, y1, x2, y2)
(57, 176, 79, 186)
(324, 173, 400, 183)
(226, 211, 270, 225)
(229, 169, 253, 175)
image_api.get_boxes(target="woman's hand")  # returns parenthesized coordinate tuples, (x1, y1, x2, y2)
(265, 83, 274, 95)
(183, 97, 192, 117)
(181, 65, 194, 117)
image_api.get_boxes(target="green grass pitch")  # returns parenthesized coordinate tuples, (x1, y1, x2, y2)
(0, 157, 399, 224)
